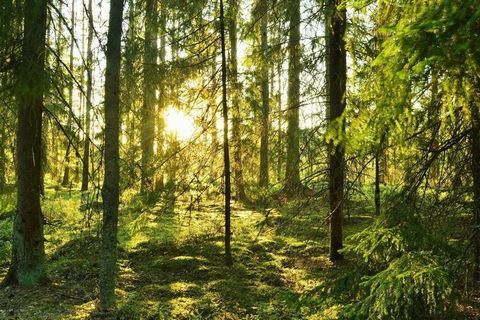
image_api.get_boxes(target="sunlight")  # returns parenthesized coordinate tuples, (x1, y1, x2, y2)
(164, 107, 196, 141)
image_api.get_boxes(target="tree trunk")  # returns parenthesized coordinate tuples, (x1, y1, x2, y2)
(284, 0, 301, 196)
(100, 0, 123, 310)
(326, 0, 346, 262)
(63, 0, 75, 188)
(61, 142, 71, 187)
(141, 0, 158, 194)
(470, 102, 480, 282)
(0, 121, 6, 192)
(220, 0, 233, 266)
(3, 0, 48, 287)
(374, 153, 381, 216)
(155, 5, 166, 191)
(228, 0, 247, 202)
(81, 0, 93, 191)
(259, 1, 270, 189)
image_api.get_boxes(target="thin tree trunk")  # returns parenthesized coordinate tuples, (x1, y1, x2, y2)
(62, 142, 71, 187)
(374, 153, 381, 216)
(228, 0, 247, 201)
(220, 0, 233, 266)
(326, 0, 347, 262)
(3, 0, 48, 287)
(284, 0, 301, 196)
(81, 0, 93, 191)
(100, 0, 123, 309)
(63, 0, 75, 187)
(259, 1, 270, 189)
(141, 0, 157, 194)
(155, 5, 166, 191)
(470, 101, 480, 282)
(0, 121, 6, 191)
(276, 58, 283, 183)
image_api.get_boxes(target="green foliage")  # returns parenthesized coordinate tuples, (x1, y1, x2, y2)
(340, 203, 455, 319)
(346, 252, 453, 320)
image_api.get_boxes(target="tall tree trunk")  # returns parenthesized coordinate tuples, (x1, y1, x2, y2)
(220, 0, 233, 266)
(81, 0, 93, 191)
(276, 58, 283, 183)
(141, 0, 157, 193)
(259, 1, 270, 189)
(374, 153, 381, 216)
(284, 0, 301, 196)
(3, 0, 48, 287)
(155, 5, 166, 191)
(470, 101, 480, 282)
(100, 0, 123, 309)
(228, 0, 247, 201)
(62, 0, 75, 187)
(62, 142, 71, 187)
(0, 121, 6, 191)
(326, 0, 347, 262)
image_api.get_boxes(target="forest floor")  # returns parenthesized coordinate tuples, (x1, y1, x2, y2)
(1, 187, 480, 319)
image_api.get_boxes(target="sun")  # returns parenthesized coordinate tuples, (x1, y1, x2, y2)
(164, 107, 196, 141)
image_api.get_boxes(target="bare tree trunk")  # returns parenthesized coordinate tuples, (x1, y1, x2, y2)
(155, 5, 166, 191)
(326, 0, 347, 262)
(220, 0, 232, 266)
(3, 0, 48, 287)
(100, 0, 123, 310)
(374, 153, 381, 216)
(62, 0, 75, 187)
(81, 0, 93, 191)
(259, 1, 270, 189)
(0, 121, 6, 191)
(470, 101, 480, 282)
(228, 0, 247, 201)
(284, 0, 301, 196)
(141, 0, 158, 194)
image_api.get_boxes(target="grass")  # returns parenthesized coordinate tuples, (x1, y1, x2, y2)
(0, 185, 477, 319)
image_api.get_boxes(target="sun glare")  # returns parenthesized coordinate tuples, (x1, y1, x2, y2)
(164, 107, 196, 141)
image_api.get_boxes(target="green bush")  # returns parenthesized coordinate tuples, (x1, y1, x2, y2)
(340, 203, 455, 319)
(346, 251, 453, 319)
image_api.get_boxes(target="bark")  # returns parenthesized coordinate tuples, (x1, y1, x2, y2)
(284, 0, 301, 196)
(220, 0, 233, 266)
(276, 58, 283, 183)
(326, 0, 346, 262)
(259, 1, 270, 189)
(228, 0, 247, 201)
(100, 0, 123, 310)
(374, 153, 381, 216)
(155, 5, 166, 191)
(81, 0, 93, 191)
(470, 102, 480, 282)
(3, 0, 48, 287)
(63, 0, 75, 187)
(61, 142, 71, 187)
(0, 121, 6, 191)
(141, 0, 158, 193)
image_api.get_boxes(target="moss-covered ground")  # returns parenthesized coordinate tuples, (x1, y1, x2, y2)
(0, 186, 479, 319)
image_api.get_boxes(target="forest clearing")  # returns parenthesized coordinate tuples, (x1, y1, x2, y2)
(1, 0, 480, 319)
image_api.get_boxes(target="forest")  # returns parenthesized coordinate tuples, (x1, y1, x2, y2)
(0, 0, 479, 319)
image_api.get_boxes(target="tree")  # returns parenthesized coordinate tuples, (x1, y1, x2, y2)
(141, 0, 158, 194)
(469, 101, 480, 282)
(259, 0, 270, 189)
(326, 0, 346, 262)
(100, 0, 124, 309)
(81, 0, 94, 191)
(61, 0, 76, 187)
(3, 0, 48, 286)
(220, 0, 233, 266)
(284, 0, 301, 196)
(228, 0, 247, 202)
